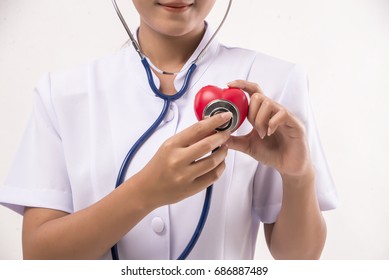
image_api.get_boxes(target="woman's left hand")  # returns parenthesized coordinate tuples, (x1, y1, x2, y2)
(227, 80, 312, 177)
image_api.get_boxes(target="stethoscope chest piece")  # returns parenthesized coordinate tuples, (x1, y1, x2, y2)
(194, 85, 249, 132)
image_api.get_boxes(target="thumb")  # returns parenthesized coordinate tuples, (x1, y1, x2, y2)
(226, 135, 250, 154)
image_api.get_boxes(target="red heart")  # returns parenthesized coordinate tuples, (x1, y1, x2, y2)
(194, 85, 248, 132)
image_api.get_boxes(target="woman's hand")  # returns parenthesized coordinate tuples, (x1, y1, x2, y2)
(135, 112, 232, 209)
(226, 80, 326, 260)
(227, 80, 312, 177)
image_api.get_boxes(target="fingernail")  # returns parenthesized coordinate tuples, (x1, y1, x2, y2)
(267, 127, 272, 136)
(221, 112, 233, 120)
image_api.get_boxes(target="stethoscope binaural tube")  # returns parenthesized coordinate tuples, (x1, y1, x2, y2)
(110, 0, 233, 260)
(111, 0, 233, 75)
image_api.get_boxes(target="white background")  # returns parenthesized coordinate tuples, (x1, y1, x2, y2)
(0, 0, 388, 260)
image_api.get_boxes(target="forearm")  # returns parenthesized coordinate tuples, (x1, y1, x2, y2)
(266, 168, 327, 259)
(23, 173, 154, 260)
(22, 115, 231, 260)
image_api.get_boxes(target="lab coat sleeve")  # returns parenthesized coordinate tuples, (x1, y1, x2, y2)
(0, 73, 73, 215)
(252, 64, 340, 224)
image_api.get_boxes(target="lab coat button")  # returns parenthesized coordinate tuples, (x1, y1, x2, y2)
(151, 217, 165, 234)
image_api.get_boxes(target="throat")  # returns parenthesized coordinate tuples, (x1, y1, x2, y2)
(139, 33, 194, 75)
(137, 23, 205, 75)
(156, 72, 177, 95)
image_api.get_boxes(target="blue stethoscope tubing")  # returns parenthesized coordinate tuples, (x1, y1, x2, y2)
(110, 0, 233, 260)
(110, 59, 209, 260)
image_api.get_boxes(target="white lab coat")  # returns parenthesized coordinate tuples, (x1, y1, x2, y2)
(0, 26, 339, 259)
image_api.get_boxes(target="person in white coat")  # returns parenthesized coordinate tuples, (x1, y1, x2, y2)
(0, 0, 339, 259)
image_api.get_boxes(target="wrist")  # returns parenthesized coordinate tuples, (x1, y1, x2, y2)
(280, 164, 315, 189)
(123, 171, 160, 215)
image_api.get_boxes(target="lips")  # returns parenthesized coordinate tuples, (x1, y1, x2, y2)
(158, 1, 194, 11)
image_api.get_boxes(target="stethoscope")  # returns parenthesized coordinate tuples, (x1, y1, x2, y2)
(110, 0, 233, 260)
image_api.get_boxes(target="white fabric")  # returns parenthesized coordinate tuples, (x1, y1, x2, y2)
(0, 26, 339, 259)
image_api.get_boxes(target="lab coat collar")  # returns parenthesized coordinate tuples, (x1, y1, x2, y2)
(127, 22, 219, 100)
(173, 22, 219, 100)
(132, 21, 218, 73)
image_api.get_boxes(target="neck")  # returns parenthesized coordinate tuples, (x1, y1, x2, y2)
(137, 22, 206, 73)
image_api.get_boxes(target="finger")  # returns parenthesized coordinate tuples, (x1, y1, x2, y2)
(185, 130, 230, 162)
(247, 93, 264, 125)
(175, 112, 232, 146)
(268, 110, 304, 137)
(254, 99, 277, 139)
(192, 160, 226, 192)
(267, 108, 289, 136)
(190, 145, 228, 178)
(227, 80, 264, 96)
(226, 134, 251, 155)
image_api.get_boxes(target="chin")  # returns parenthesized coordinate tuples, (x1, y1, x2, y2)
(155, 21, 204, 38)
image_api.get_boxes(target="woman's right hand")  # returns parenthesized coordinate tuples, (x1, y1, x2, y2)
(135, 112, 232, 209)
(22, 112, 232, 260)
